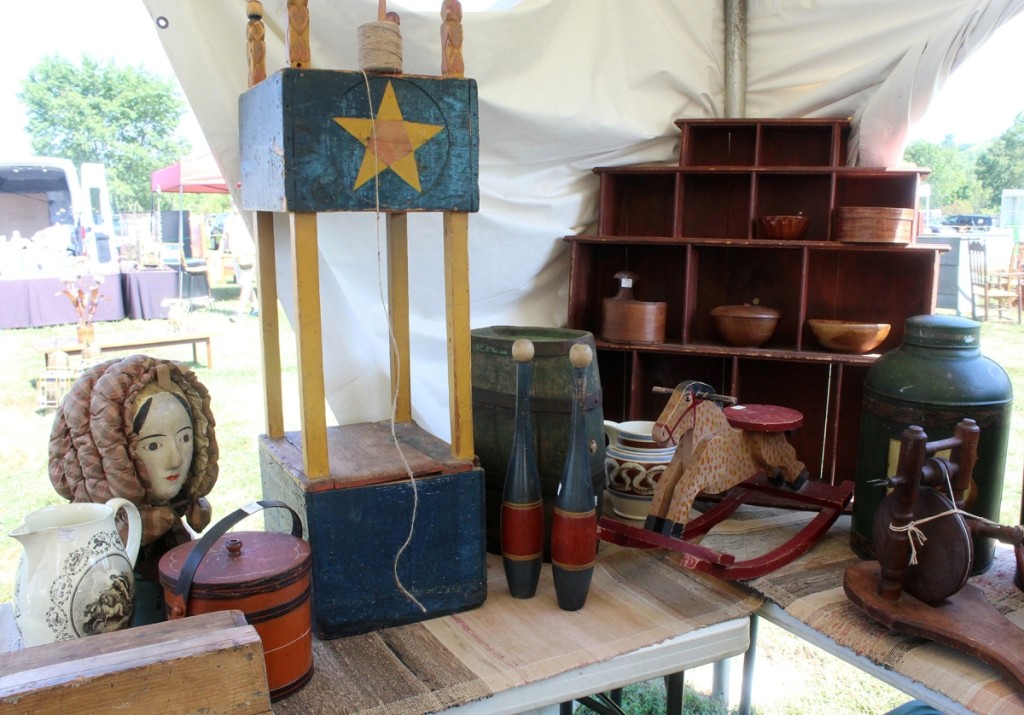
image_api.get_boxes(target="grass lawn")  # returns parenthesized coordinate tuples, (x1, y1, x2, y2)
(0, 289, 1020, 714)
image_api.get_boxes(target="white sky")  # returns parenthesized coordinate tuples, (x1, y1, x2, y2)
(0, 1, 1021, 158)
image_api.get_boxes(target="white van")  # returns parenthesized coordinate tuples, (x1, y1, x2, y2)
(0, 157, 115, 268)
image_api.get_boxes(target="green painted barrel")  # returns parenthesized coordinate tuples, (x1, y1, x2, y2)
(471, 327, 605, 560)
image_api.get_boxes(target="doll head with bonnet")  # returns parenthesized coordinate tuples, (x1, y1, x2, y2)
(49, 355, 218, 577)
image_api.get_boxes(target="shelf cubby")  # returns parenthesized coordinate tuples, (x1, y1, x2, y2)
(570, 119, 943, 484)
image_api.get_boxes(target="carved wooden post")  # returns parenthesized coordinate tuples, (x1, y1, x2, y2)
(286, 0, 328, 477)
(245, 3, 283, 438)
(877, 425, 927, 601)
(287, 0, 311, 69)
(440, 0, 465, 78)
(246, 1, 267, 86)
(441, 0, 471, 458)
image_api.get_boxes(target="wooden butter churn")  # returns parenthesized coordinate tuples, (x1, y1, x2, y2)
(159, 500, 313, 701)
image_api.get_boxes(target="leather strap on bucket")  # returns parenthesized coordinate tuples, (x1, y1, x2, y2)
(166, 500, 303, 619)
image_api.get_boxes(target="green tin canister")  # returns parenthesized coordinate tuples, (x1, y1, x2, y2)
(851, 315, 1013, 573)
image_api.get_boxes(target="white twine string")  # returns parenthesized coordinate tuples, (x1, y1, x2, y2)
(887, 459, 1022, 566)
(361, 69, 425, 613)
(889, 508, 1021, 565)
(358, 22, 403, 73)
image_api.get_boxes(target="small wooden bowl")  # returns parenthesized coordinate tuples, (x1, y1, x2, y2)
(808, 319, 891, 353)
(760, 214, 809, 240)
(710, 304, 780, 347)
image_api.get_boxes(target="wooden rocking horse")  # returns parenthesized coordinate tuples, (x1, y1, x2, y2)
(844, 419, 1024, 693)
(599, 380, 852, 579)
(645, 380, 809, 536)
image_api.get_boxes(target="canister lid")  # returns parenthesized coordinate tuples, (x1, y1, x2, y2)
(903, 314, 981, 349)
(159, 531, 311, 595)
(710, 304, 780, 319)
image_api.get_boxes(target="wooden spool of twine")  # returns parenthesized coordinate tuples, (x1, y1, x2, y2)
(358, 21, 403, 73)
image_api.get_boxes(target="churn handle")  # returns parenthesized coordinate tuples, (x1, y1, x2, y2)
(166, 500, 303, 619)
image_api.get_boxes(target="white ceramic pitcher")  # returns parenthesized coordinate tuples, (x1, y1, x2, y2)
(10, 498, 141, 647)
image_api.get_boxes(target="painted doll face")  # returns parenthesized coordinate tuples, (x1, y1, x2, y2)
(136, 391, 194, 503)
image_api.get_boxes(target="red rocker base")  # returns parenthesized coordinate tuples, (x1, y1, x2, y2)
(599, 472, 852, 580)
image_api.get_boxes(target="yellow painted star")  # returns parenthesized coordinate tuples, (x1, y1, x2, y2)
(334, 81, 444, 192)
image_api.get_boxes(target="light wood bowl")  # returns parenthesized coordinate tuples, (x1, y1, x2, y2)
(808, 319, 891, 353)
(710, 304, 780, 347)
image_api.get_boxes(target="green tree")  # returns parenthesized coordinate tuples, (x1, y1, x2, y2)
(903, 135, 983, 214)
(976, 112, 1024, 209)
(19, 54, 190, 212)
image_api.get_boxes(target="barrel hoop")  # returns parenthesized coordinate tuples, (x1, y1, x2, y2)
(472, 336, 594, 358)
(863, 394, 1007, 430)
(237, 584, 311, 625)
(473, 386, 603, 413)
(183, 558, 312, 600)
(269, 663, 315, 701)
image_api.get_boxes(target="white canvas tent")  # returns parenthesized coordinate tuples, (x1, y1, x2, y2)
(142, 0, 1024, 440)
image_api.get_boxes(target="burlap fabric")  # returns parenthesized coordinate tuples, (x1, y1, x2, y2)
(272, 546, 760, 715)
(696, 506, 1024, 714)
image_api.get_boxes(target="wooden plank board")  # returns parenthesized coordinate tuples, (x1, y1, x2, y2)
(444, 211, 474, 460)
(290, 211, 329, 478)
(263, 421, 474, 493)
(387, 212, 412, 423)
(255, 209, 285, 438)
(0, 610, 271, 714)
(38, 333, 213, 368)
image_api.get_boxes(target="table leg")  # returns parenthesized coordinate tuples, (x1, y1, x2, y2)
(574, 693, 628, 715)
(738, 614, 759, 715)
(665, 671, 684, 715)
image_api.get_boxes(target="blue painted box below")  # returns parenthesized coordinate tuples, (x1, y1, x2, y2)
(259, 422, 487, 638)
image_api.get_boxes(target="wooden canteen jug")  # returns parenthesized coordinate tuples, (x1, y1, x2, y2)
(10, 498, 141, 647)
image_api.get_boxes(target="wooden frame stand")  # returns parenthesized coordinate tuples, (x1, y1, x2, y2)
(239, 3, 484, 636)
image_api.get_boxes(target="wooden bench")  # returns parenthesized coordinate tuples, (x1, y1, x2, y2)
(38, 332, 213, 369)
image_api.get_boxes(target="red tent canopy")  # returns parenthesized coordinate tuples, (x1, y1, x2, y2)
(150, 152, 228, 194)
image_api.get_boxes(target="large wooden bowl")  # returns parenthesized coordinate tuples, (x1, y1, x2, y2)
(808, 319, 891, 353)
(710, 304, 780, 347)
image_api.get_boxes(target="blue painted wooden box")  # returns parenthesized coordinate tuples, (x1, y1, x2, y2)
(239, 68, 479, 213)
(259, 421, 487, 638)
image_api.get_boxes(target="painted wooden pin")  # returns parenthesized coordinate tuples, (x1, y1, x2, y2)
(501, 339, 544, 599)
(551, 342, 598, 611)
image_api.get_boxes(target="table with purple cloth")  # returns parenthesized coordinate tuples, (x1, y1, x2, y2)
(120, 268, 179, 319)
(0, 268, 187, 328)
(0, 272, 125, 329)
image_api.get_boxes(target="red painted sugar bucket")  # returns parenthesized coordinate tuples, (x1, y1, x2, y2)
(159, 500, 313, 701)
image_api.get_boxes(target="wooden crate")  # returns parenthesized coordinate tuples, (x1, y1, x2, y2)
(260, 421, 487, 639)
(0, 609, 271, 714)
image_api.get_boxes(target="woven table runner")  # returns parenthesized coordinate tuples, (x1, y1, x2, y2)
(273, 544, 760, 715)
(694, 506, 1024, 714)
